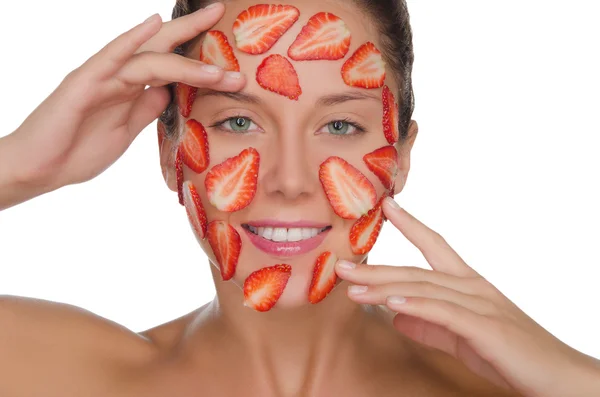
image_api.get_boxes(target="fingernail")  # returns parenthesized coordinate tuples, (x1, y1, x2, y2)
(201, 64, 222, 74)
(348, 285, 368, 295)
(387, 296, 407, 305)
(225, 71, 243, 79)
(337, 260, 356, 270)
(204, 2, 221, 10)
(384, 196, 401, 211)
(144, 13, 159, 24)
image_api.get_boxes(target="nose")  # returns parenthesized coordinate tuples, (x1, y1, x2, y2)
(260, 130, 318, 201)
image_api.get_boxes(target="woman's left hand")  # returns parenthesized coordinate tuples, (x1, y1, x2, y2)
(335, 197, 600, 397)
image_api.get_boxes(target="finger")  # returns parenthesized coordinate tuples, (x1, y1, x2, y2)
(346, 281, 494, 315)
(382, 197, 479, 277)
(85, 14, 163, 79)
(336, 262, 478, 295)
(137, 3, 225, 54)
(127, 86, 171, 141)
(117, 52, 246, 90)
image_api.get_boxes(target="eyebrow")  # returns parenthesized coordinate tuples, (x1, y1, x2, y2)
(197, 90, 380, 107)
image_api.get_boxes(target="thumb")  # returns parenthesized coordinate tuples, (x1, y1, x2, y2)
(127, 85, 172, 141)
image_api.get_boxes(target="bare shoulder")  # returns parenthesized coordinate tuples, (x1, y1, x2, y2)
(0, 295, 158, 397)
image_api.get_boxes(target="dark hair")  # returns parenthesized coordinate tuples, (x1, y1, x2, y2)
(159, 0, 415, 144)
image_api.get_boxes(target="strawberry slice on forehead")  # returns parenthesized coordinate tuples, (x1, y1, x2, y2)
(233, 4, 300, 55)
(176, 83, 197, 118)
(341, 42, 386, 89)
(256, 54, 302, 100)
(319, 156, 377, 219)
(200, 30, 240, 72)
(288, 12, 351, 61)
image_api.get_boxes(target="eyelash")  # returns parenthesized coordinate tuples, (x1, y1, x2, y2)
(209, 116, 368, 137)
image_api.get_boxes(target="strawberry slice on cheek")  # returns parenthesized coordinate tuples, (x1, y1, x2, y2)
(382, 85, 400, 144)
(207, 221, 242, 281)
(319, 156, 377, 219)
(205, 147, 260, 212)
(183, 181, 208, 241)
(349, 197, 385, 255)
(243, 264, 292, 312)
(181, 119, 210, 174)
(363, 145, 399, 190)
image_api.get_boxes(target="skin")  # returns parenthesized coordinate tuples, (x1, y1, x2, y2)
(0, 2, 598, 397)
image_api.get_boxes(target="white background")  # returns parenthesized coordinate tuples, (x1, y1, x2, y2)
(0, 1, 599, 359)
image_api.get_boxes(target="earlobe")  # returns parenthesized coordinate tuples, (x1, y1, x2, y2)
(392, 119, 418, 195)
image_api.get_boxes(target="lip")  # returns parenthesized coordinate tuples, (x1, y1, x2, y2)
(242, 226, 331, 257)
(245, 219, 331, 228)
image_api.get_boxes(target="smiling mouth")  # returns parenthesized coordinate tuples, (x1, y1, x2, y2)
(241, 224, 332, 243)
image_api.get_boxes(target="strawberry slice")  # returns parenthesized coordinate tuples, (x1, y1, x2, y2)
(205, 147, 260, 212)
(183, 181, 208, 241)
(233, 4, 300, 55)
(319, 156, 377, 219)
(243, 264, 292, 312)
(308, 251, 338, 304)
(176, 148, 184, 206)
(382, 85, 399, 144)
(256, 54, 302, 100)
(349, 197, 385, 255)
(363, 146, 399, 190)
(341, 42, 386, 89)
(176, 83, 197, 118)
(180, 119, 210, 174)
(207, 221, 241, 281)
(288, 12, 351, 61)
(200, 30, 240, 72)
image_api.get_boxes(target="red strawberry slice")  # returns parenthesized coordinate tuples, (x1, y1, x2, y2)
(341, 42, 386, 89)
(349, 197, 385, 255)
(382, 85, 399, 144)
(176, 148, 184, 206)
(319, 156, 377, 219)
(176, 83, 197, 118)
(233, 4, 300, 55)
(207, 221, 241, 281)
(308, 251, 338, 304)
(288, 12, 351, 61)
(180, 119, 210, 174)
(256, 54, 302, 100)
(183, 181, 208, 241)
(243, 264, 292, 312)
(205, 147, 260, 212)
(363, 146, 399, 190)
(200, 30, 240, 72)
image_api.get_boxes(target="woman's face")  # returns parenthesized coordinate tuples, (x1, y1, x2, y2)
(161, 0, 416, 311)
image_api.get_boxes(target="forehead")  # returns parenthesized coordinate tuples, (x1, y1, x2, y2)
(187, 0, 389, 102)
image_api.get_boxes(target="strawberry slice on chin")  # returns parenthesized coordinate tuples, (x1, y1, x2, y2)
(349, 197, 385, 255)
(363, 145, 399, 190)
(382, 85, 400, 144)
(341, 42, 386, 89)
(233, 4, 300, 55)
(243, 264, 292, 312)
(308, 251, 339, 304)
(288, 12, 351, 61)
(205, 147, 260, 212)
(183, 181, 208, 241)
(207, 221, 242, 281)
(180, 119, 210, 174)
(319, 156, 377, 219)
(200, 30, 240, 72)
(256, 54, 302, 100)
(176, 83, 198, 118)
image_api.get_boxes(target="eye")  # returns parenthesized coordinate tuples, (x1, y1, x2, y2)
(219, 117, 258, 133)
(318, 119, 365, 136)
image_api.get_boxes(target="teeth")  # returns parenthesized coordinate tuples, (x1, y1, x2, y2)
(247, 225, 329, 242)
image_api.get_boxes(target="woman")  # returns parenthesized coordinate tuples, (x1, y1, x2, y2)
(0, 1, 599, 396)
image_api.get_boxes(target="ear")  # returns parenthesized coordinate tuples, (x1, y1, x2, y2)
(157, 121, 178, 193)
(393, 119, 418, 195)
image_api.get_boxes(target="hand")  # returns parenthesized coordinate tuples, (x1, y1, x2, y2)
(6, 3, 244, 198)
(335, 197, 600, 396)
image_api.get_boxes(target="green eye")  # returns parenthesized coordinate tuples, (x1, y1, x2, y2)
(228, 117, 251, 132)
(328, 120, 350, 135)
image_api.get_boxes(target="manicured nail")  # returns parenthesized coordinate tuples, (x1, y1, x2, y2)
(225, 71, 243, 79)
(348, 285, 368, 295)
(144, 13, 159, 24)
(204, 2, 221, 9)
(337, 260, 356, 270)
(201, 64, 222, 74)
(387, 296, 407, 305)
(384, 196, 401, 211)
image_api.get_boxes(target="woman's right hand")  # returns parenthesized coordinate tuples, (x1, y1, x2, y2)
(1, 3, 243, 209)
